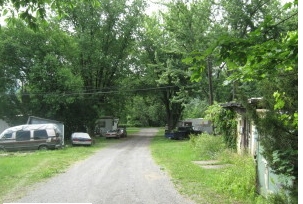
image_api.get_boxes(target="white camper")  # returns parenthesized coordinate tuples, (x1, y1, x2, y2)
(178, 118, 213, 134)
(94, 116, 119, 136)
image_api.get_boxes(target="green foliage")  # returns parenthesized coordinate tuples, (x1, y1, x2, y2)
(182, 98, 209, 119)
(267, 190, 297, 204)
(217, 109, 237, 149)
(140, 12, 199, 129)
(204, 102, 222, 128)
(204, 103, 237, 149)
(215, 152, 257, 201)
(0, 2, 298, 201)
(125, 96, 166, 127)
(190, 133, 268, 203)
(253, 110, 298, 200)
(242, 29, 298, 200)
(1, 20, 86, 121)
(62, 0, 146, 126)
(196, 0, 298, 199)
(190, 133, 225, 160)
(1, 0, 100, 29)
(0, 0, 149, 132)
(273, 90, 298, 130)
(152, 129, 266, 203)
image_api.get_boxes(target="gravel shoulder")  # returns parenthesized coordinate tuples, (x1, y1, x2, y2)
(13, 128, 195, 204)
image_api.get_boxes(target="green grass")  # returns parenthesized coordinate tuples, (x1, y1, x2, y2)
(0, 127, 269, 204)
(151, 128, 268, 204)
(126, 127, 140, 135)
(0, 135, 130, 203)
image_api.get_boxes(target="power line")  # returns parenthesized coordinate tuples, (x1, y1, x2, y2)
(0, 85, 192, 97)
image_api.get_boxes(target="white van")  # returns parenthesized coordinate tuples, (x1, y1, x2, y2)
(0, 123, 62, 152)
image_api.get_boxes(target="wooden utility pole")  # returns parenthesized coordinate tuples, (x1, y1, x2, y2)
(207, 56, 214, 105)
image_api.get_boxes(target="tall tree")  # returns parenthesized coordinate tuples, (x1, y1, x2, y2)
(0, 20, 83, 126)
(61, 0, 145, 120)
(149, 0, 231, 128)
(138, 13, 196, 130)
(163, 0, 234, 110)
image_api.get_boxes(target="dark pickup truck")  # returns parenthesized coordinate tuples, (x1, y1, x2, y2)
(177, 126, 202, 138)
(165, 126, 202, 140)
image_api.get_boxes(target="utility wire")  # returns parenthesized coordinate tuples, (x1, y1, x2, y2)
(0, 85, 196, 97)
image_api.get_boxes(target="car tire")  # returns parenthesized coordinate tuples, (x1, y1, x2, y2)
(39, 145, 48, 151)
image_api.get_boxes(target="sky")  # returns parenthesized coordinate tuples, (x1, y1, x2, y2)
(0, 0, 296, 24)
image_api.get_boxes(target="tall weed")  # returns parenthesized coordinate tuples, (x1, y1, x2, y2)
(189, 133, 265, 203)
(190, 133, 225, 160)
(215, 152, 257, 201)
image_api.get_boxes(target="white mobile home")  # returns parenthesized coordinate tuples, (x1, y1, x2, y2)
(95, 116, 119, 136)
(178, 118, 213, 134)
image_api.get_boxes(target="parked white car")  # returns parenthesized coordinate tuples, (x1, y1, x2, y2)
(105, 129, 120, 139)
(71, 132, 92, 146)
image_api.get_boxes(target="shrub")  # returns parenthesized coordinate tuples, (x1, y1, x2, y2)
(190, 133, 264, 202)
(215, 152, 257, 201)
(190, 133, 225, 160)
(204, 102, 238, 149)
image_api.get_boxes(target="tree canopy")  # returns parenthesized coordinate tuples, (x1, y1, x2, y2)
(0, 0, 298, 200)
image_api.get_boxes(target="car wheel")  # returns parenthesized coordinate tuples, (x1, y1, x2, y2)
(39, 145, 48, 151)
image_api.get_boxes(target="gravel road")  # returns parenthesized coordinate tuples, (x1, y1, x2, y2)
(14, 128, 195, 204)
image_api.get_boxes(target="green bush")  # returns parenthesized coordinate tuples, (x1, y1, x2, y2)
(215, 152, 257, 201)
(267, 191, 297, 204)
(190, 133, 226, 160)
(189, 133, 266, 203)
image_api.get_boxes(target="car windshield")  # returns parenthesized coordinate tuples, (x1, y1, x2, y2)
(73, 133, 90, 138)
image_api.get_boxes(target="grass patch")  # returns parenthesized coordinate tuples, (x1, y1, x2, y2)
(0, 133, 136, 203)
(151, 129, 268, 204)
(126, 127, 141, 135)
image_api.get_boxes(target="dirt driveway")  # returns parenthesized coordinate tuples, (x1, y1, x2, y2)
(14, 128, 195, 204)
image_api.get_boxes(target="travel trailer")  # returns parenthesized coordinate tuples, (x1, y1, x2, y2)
(177, 118, 213, 134)
(94, 116, 119, 136)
